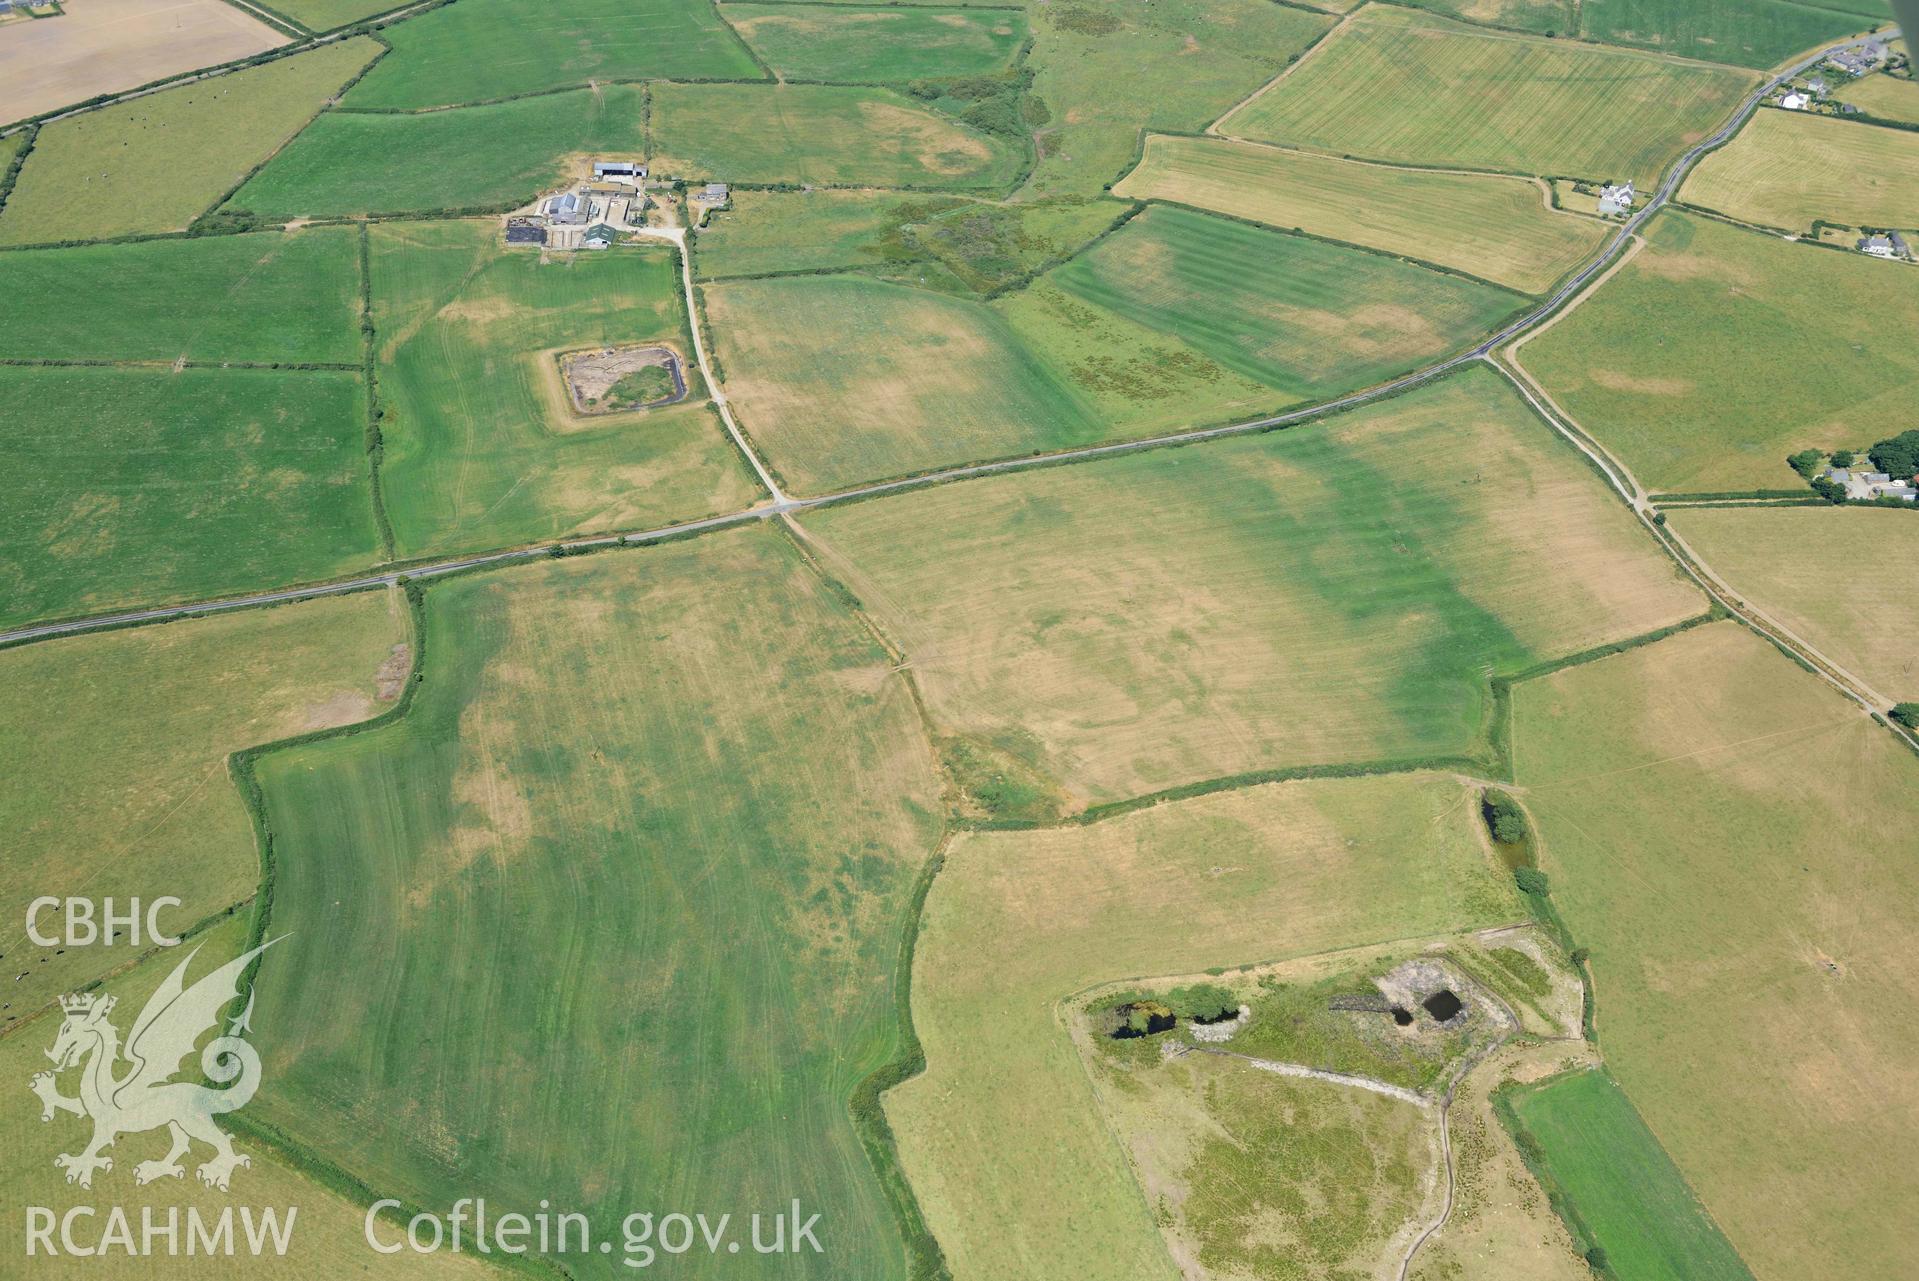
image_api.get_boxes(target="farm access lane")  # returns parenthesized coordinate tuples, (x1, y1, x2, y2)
(0, 32, 1903, 670)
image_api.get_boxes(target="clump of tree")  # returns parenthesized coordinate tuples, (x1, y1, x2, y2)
(1788, 449, 1826, 480)
(1164, 983, 1238, 1022)
(1481, 788, 1529, 846)
(1810, 475, 1848, 504)
(1868, 429, 1919, 480)
(904, 69, 1039, 139)
(1891, 703, 1919, 731)
(1514, 866, 1550, 896)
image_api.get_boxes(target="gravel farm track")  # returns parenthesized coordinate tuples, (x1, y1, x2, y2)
(3, 27, 1912, 767)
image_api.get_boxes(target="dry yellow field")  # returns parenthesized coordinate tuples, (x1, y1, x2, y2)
(1115, 134, 1609, 294)
(1680, 109, 1919, 231)
(0, 590, 406, 1024)
(1669, 506, 1919, 698)
(798, 367, 1702, 807)
(1515, 621, 1919, 1281)
(885, 773, 1525, 1281)
(0, 0, 285, 124)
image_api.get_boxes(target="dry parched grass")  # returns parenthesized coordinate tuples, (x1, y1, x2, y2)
(1514, 621, 1919, 1281)
(799, 365, 1703, 807)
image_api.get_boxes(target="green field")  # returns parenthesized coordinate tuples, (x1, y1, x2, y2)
(0, 914, 493, 1279)
(797, 366, 1703, 805)
(886, 774, 1520, 1280)
(0, 366, 379, 628)
(1514, 621, 1919, 1280)
(1517, 211, 1919, 491)
(0, 591, 405, 1021)
(227, 85, 647, 219)
(0, 38, 379, 245)
(1579, 0, 1876, 69)
(1050, 205, 1526, 398)
(1508, 1071, 1754, 1281)
(705, 273, 1102, 492)
(1116, 135, 1608, 294)
(264, 0, 406, 31)
(1023, 0, 1332, 198)
(1400, 0, 1574, 34)
(1837, 69, 1919, 125)
(1222, 6, 1754, 187)
(649, 82, 1024, 188)
(248, 529, 944, 1281)
(0, 228, 359, 363)
(1667, 506, 1919, 701)
(693, 190, 1122, 294)
(725, 5, 1025, 82)
(1680, 110, 1919, 231)
(370, 220, 758, 556)
(342, 0, 759, 108)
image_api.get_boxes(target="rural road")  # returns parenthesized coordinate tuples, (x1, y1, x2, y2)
(0, 29, 1901, 665)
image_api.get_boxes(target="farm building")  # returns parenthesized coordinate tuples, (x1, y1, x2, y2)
(1596, 181, 1635, 215)
(505, 220, 546, 246)
(544, 191, 588, 225)
(700, 183, 730, 205)
(1857, 233, 1899, 259)
(1780, 91, 1810, 110)
(1828, 467, 1918, 500)
(582, 224, 617, 250)
(593, 160, 644, 179)
(1828, 44, 1883, 76)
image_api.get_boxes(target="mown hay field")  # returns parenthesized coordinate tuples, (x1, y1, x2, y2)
(886, 774, 1522, 1281)
(1115, 135, 1607, 294)
(704, 273, 1104, 492)
(1507, 1071, 1754, 1281)
(1050, 205, 1527, 404)
(725, 5, 1026, 82)
(249, 529, 944, 1281)
(1514, 620, 1919, 1281)
(1516, 211, 1919, 492)
(1221, 6, 1755, 187)
(370, 220, 756, 557)
(1680, 110, 1919, 230)
(227, 84, 646, 219)
(0, 366, 380, 628)
(0, 915, 493, 1280)
(649, 83, 1023, 189)
(0, 228, 360, 363)
(0, 38, 379, 245)
(1578, 0, 1878, 69)
(1022, 0, 1332, 198)
(0, 591, 405, 1023)
(1668, 507, 1919, 697)
(798, 366, 1703, 807)
(1837, 69, 1919, 125)
(343, 0, 759, 109)
(0, 0, 283, 125)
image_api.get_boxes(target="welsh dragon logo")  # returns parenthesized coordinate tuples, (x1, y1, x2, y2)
(29, 940, 276, 1191)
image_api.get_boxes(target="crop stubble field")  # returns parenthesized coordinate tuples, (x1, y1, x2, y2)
(1116, 134, 1609, 295)
(247, 531, 944, 1281)
(1221, 6, 1755, 188)
(1514, 621, 1919, 1281)
(0, 0, 284, 125)
(886, 773, 1523, 1280)
(798, 367, 1703, 807)
(369, 219, 756, 557)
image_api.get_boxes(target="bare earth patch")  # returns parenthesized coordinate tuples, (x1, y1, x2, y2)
(557, 344, 687, 415)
